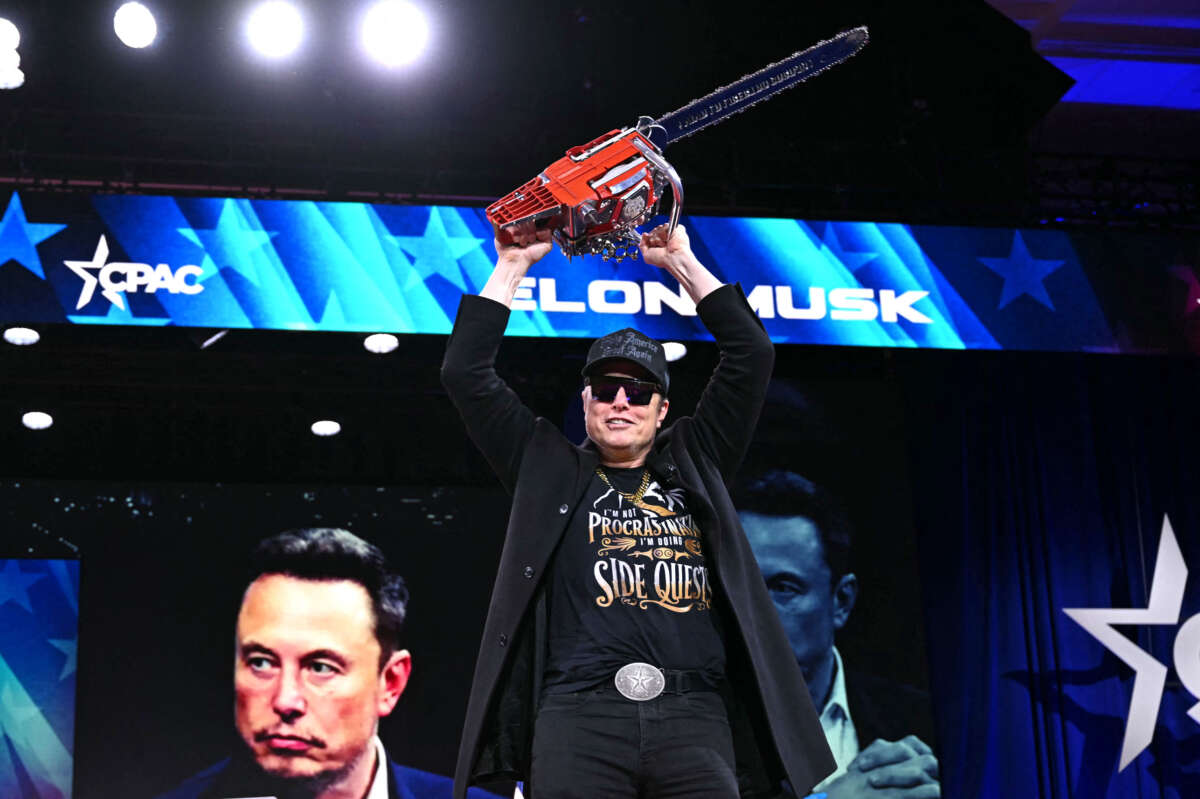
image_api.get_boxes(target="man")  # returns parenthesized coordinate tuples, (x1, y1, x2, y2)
(158, 527, 497, 799)
(441, 223, 834, 798)
(737, 470, 940, 799)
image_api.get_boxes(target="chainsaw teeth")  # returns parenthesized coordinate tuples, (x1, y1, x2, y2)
(563, 224, 645, 262)
(654, 26, 869, 145)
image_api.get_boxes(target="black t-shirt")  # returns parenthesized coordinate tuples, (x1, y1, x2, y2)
(542, 465, 726, 693)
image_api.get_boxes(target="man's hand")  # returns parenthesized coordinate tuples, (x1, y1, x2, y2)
(638, 223, 693, 271)
(638, 223, 723, 303)
(495, 223, 554, 271)
(479, 223, 553, 306)
(822, 736, 940, 799)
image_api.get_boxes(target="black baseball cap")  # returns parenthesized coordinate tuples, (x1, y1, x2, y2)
(582, 328, 669, 393)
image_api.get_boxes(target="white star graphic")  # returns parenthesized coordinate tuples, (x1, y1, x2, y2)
(63, 236, 126, 310)
(1063, 516, 1187, 770)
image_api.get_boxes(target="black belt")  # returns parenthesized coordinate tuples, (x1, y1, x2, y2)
(660, 668, 719, 694)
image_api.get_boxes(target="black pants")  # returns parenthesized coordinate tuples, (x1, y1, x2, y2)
(529, 682, 739, 798)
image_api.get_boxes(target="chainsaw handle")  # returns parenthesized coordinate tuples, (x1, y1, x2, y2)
(493, 218, 553, 250)
(631, 137, 683, 242)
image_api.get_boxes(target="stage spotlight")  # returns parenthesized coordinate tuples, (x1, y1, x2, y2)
(363, 333, 399, 354)
(360, 0, 428, 67)
(0, 64, 21, 89)
(662, 342, 687, 362)
(22, 411, 53, 430)
(114, 3, 157, 49)
(0, 18, 22, 90)
(4, 327, 40, 346)
(311, 419, 341, 437)
(0, 18, 18, 50)
(246, 1, 304, 59)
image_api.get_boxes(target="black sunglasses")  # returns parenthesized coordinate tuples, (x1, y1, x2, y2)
(585, 375, 662, 405)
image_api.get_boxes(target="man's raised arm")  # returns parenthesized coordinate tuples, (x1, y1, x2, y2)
(440, 226, 555, 493)
(638, 223, 723, 305)
(479, 226, 554, 307)
(641, 223, 774, 479)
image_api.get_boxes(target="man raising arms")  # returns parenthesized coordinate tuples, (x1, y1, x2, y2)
(442, 223, 834, 798)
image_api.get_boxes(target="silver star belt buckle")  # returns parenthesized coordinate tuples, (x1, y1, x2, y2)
(614, 662, 665, 701)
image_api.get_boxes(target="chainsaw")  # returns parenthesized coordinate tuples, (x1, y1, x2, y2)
(486, 26, 869, 261)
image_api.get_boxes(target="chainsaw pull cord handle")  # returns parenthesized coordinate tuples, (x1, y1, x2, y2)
(631, 137, 683, 243)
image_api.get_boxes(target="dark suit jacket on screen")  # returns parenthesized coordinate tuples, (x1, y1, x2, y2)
(156, 754, 499, 799)
(845, 669, 937, 750)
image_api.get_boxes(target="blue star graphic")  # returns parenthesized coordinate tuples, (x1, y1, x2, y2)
(978, 232, 1065, 311)
(819, 223, 877, 274)
(177, 198, 276, 286)
(0, 560, 47, 613)
(392, 208, 485, 292)
(47, 638, 77, 680)
(0, 193, 67, 279)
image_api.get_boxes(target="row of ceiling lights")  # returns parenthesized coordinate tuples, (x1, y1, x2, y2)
(0, 0, 430, 90)
(3, 326, 397, 435)
(17, 410, 341, 435)
(4, 325, 404, 351)
(4, 327, 687, 434)
(240, 1, 431, 64)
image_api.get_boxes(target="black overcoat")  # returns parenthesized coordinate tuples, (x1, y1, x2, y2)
(441, 284, 835, 799)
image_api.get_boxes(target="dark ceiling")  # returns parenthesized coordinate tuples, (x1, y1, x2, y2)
(0, 0, 1098, 222)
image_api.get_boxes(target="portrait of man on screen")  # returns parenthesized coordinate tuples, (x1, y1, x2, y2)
(738, 470, 940, 799)
(157, 527, 496, 799)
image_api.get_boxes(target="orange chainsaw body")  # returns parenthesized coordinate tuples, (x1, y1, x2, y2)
(486, 126, 676, 259)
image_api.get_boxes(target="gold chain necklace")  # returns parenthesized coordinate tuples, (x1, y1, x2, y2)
(595, 467, 651, 503)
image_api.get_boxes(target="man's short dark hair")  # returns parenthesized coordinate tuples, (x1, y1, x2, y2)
(244, 528, 409, 668)
(735, 470, 853, 583)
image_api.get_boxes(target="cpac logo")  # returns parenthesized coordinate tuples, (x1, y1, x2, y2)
(64, 236, 204, 311)
(1064, 516, 1200, 770)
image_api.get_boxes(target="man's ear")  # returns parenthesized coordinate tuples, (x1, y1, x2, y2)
(377, 649, 412, 718)
(656, 397, 670, 427)
(832, 573, 858, 631)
